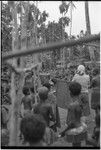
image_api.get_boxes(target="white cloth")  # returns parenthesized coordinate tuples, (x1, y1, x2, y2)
(77, 65, 85, 75)
(72, 74, 90, 93)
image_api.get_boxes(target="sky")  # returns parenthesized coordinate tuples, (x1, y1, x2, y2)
(38, 1, 101, 36)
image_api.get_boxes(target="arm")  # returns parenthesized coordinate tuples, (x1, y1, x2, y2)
(6, 62, 21, 75)
(59, 123, 75, 137)
(49, 106, 55, 122)
(6, 62, 39, 75)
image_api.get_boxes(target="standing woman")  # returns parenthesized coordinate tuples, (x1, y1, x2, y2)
(72, 65, 90, 122)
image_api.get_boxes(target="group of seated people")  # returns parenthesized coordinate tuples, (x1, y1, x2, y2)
(1, 65, 100, 147)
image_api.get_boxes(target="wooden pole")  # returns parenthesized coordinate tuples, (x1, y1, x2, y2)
(9, 2, 18, 146)
(2, 34, 100, 61)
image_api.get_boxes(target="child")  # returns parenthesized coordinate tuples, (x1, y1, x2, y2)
(33, 86, 56, 145)
(33, 86, 55, 127)
(67, 81, 82, 125)
(65, 104, 87, 147)
(20, 114, 47, 146)
(21, 86, 33, 117)
(29, 86, 35, 105)
(43, 82, 61, 132)
(59, 82, 87, 147)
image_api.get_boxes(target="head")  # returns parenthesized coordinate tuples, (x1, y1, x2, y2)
(43, 82, 51, 91)
(69, 82, 81, 98)
(38, 86, 48, 102)
(22, 86, 30, 96)
(30, 86, 35, 94)
(20, 114, 46, 146)
(92, 68, 100, 76)
(77, 65, 85, 75)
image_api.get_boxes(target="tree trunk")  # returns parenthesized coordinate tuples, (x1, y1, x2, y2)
(85, 1, 95, 62)
(69, 2, 72, 37)
(85, 1, 91, 35)
(9, 2, 19, 146)
(69, 3, 73, 62)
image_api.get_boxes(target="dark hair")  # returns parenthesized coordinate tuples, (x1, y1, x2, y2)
(69, 82, 81, 96)
(30, 86, 35, 94)
(38, 87, 48, 102)
(22, 86, 30, 95)
(20, 114, 46, 145)
(38, 92, 48, 102)
(43, 82, 51, 91)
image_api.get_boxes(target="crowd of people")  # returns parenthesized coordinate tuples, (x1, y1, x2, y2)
(1, 63, 100, 147)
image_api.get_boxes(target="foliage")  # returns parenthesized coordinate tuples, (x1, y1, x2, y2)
(59, 17, 70, 28)
(59, 1, 69, 15)
(1, 2, 12, 53)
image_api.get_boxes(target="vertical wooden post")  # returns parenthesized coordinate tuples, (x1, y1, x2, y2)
(9, 2, 18, 146)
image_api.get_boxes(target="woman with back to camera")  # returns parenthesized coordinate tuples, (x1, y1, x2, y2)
(72, 65, 90, 122)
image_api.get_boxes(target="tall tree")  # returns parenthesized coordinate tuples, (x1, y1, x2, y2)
(8, 1, 19, 146)
(1, 2, 12, 54)
(68, 1, 76, 36)
(85, 1, 91, 35)
(85, 1, 95, 62)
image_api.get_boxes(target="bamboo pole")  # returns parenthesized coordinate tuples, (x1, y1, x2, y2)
(2, 34, 100, 61)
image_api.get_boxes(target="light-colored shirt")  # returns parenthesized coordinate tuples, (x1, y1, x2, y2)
(72, 74, 90, 93)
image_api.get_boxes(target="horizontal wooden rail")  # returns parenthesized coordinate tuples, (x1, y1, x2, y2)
(2, 34, 100, 61)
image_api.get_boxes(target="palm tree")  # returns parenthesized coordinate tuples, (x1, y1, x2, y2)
(85, 1, 91, 35)
(85, 1, 95, 62)
(68, 1, 76, 37)
(59, 1, 69, 40)
(59, 1, 70, 67)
